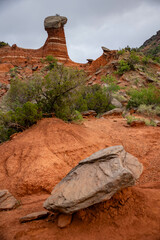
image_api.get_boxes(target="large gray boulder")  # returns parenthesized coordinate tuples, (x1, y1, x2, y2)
(43, 146, 143, 214)
(44, 15, 67, 29)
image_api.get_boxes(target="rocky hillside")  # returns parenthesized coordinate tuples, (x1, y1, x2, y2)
(140, 30, 160, 59)
(0, 15, 160, 240)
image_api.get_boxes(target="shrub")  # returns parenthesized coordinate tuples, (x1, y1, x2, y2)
(116, 60, 131, 75)
(128, 52, 140, 70)
(142, 56, 149, 65)
(45, 55, 58, 70)
(101, 75, 120, 92)
(10, 67, 18, 78)
(11, 102, 42, 128)
(0, 41, 8, 48)
(3, 77, 36, 110)
(3, 64, 87, 121)
(127, 85, 160, 109)
(0, 102, 42, 143)
(75, 84, 112, 114)
(137, 104, 160, 116)
(117, 49, 125, 55)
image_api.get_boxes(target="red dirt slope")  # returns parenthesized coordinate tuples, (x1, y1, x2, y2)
(0, 117, 160, 240)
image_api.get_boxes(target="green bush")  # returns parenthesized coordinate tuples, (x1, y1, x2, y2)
(0, 62, 119, 143)
(117, 49, 125, 55)
(116, 60, 131, 75)
(75, 84, 113, 114)
(0, 41, 8, 48)
(3, 77, 36, 110)
(101, 75, 120, 92)
(3, 64, 87, 121)
(142, 56, 149, 65)
(45, 55, 58, 70)
(128, 52, 140, 70)
(0, 102, 42, 143)
(127, 85, 160, 109)
(11, 102, 42, 128)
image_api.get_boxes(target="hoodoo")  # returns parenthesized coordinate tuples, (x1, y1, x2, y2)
(43, 15, 70, 62)
(0, 15, 72, 66)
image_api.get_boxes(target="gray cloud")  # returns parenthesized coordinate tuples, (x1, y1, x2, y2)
(0, 0, 160, 62)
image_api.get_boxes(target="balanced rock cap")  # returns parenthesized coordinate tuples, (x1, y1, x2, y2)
(44, 15, 67, 29)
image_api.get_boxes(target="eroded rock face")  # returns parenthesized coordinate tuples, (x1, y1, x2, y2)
(43, 145, 143, 214)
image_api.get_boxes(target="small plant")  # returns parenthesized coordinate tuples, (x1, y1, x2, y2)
(142, 56, 149, 65)
(128, 52, 140, 70)
(134, 78, 139, 86)
(124, 45, 131, 52)
(10, 67, 18, 78)
(144, 119, 156, 127)
(45, 55, 58, 70)
(117, 49, 125, 55)
(0, 41, 8, 48)
(126, 115, 136, 124)
(101, 75, 120, 92)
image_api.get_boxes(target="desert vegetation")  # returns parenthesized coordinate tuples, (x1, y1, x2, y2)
(0, 41, 9, 48)
(0, 57, 115, 143)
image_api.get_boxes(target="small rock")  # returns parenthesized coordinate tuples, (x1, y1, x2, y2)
(157, 122, 160, 127)
(101, 46, 110, 52)
(32, 66, 38, 71)
(111, 98, 122, 108)
(57, 214, 72, 228)
(130, 120, 145, 127)
(95, 69, 102, 75)
(146, 76, 155, 83)
(102, 108, 123, 117)
(11, 44, 17, 49)
(81, 110, 97, 117)
(0, 190, 19, 211)
(19, 211, 50, 223)
(154, 120, 160, 127)
(87, 59, 93, 63)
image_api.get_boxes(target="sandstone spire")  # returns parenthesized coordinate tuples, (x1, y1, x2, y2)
(43, 15, 70, 62)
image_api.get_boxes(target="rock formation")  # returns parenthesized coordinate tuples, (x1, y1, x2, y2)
(43, 145, 143, 214)
(0, 189, 19, 210)
(43, 16, 70, 62)
(0, 15, 73, 66)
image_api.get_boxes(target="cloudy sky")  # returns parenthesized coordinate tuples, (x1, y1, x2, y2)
(0, 0, 160, 62)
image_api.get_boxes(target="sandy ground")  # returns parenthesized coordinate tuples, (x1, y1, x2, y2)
(0, 116, 160, 240)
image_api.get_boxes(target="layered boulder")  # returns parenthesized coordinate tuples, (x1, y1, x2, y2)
(43, 145, 143, 214)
